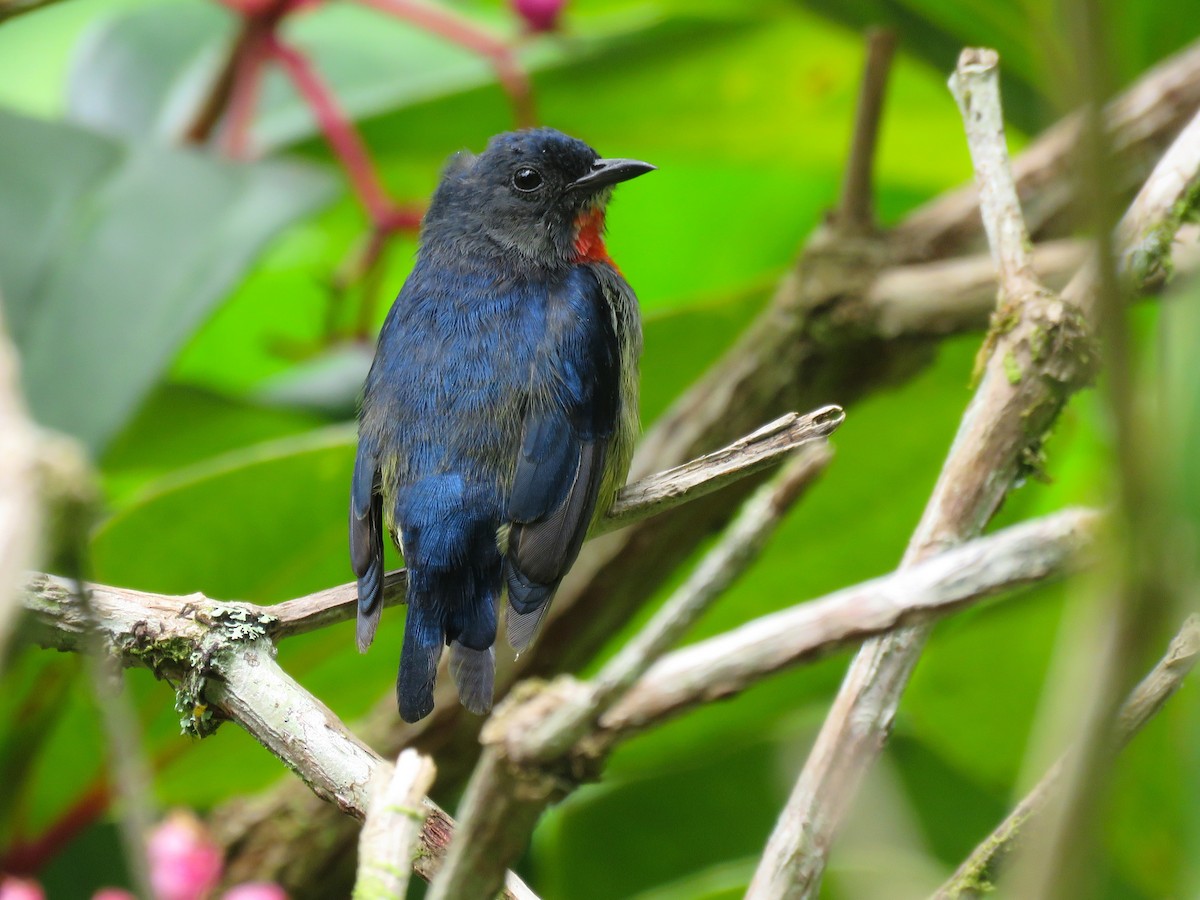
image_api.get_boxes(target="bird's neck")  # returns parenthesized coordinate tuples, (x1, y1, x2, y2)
(573, 207, 612, 266)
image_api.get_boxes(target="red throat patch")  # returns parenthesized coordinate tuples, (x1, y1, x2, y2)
(573, 207, 613, 266)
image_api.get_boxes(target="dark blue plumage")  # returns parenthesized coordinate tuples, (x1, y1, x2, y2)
(350, 128, 652, 722)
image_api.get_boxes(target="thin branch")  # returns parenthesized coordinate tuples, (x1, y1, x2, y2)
(429, 450, 829, 900)
(599, 507, 1098, 741)
(0, 0, 67, 23)
(833, 28, 896, 234)
(263, 406, 843, 640)
(353, 748, 436, 900)
(932, 615, 1200, 899)
(219, 20, 272, 160)
(600, 406, 843, 533)
(949, 49, 1035, 286)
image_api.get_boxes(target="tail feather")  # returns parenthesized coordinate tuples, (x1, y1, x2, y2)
(354, 554, 384, 652)
(394, 476, 502, 721)
(504, 561, 558, 615)
(449, 641, 495, 715)
(350, 447, 384, 652)
(398, 604, 443, 723)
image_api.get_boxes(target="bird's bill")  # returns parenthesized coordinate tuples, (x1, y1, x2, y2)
(567, 157, 656, 192)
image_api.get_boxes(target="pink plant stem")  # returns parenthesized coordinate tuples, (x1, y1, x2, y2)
(221, 27, 270, 158)
(354, 0, 535, 125)
(2, 781, 111, 874)
(266, 35, 394, 221)
(208, 0, 299, 156)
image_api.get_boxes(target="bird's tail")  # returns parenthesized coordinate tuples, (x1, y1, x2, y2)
(397, 598, 443, 723)
(448, 641, 494, 715)
(395, 477, 501, 722)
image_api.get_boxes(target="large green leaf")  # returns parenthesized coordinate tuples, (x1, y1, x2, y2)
(91, 425, 359, 600)
(0, 108, 335, 452)
(101, 382, 332, 502)
(65, 0, 229, 140)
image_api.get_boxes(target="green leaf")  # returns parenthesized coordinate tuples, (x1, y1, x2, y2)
(65, 0, 229, 140)
(91, 425, 359, 601)
(0, 108, 336, 452)
(101, 382, 332, 503)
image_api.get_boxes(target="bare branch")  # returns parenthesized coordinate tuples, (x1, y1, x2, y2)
(948, 49, 1035, 286)
(600, 507, 1097, 740)
(749, 49, 1051, 900)
(20, 576, 537, 900)
(354, 749, 436, 900)
(833, 29, 896, 234)
(1116, 110, 1200, 287)
(601, 407, 842, 534)
(932, 616, 1200, 899)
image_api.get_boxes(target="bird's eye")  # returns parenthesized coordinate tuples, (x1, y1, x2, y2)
(512, 167, 544, 192)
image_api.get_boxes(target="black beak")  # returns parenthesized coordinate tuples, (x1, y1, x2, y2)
(567, 157, 656, 193)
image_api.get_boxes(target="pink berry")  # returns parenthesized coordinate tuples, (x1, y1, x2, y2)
(147, 811, 224, 900)
(0, 878, 45, 900)
(510, 0, 565, 32)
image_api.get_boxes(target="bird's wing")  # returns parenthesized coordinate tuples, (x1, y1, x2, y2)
(505, 267, 620, 650)
(350, 440, 385, 652)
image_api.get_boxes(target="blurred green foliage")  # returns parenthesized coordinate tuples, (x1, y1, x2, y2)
(1, 1, 1199, 898)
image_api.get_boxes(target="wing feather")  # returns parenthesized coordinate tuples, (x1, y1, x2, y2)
(504, 268, 620, 648)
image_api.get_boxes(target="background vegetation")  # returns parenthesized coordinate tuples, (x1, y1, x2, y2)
(2, 0, 1199, 897)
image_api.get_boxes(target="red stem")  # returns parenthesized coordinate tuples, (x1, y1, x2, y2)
(2, 781, 111, 875)
(221, 25, 271, 158)
(354, 0, 535, 125)
(266, 35, 394, 221)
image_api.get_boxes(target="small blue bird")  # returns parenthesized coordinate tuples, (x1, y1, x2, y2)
(351, 128, 653, 723)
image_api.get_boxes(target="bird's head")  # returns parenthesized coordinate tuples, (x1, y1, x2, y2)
(422, 128, 654, 268)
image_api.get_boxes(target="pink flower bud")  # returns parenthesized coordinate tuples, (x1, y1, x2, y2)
(510, 0, 566, 32)
(0, 878, 44, 900)
(222, 884, 289, 900)
(147, 811, 223, 900)
(92, 890, 137, 900)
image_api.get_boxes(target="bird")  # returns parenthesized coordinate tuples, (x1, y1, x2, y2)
(350, 127, 653, 723)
